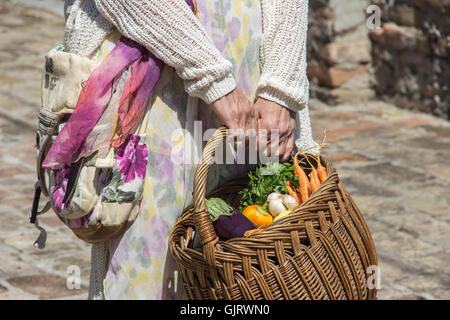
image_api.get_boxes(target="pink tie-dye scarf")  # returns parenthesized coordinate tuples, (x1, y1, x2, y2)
(43, 0, 197, 170)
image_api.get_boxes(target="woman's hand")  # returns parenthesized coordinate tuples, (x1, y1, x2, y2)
(209, 89, 258, 137)
(209, 91, 296, 162)
(255, 98, 296, 162)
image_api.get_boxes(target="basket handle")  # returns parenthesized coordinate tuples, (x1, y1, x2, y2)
(192, 126, 228, 261)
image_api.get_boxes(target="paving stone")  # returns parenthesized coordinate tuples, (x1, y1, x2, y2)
(0, 243, 37, 278)
(0, 293, 35, 300)
(51, 252, 92, 286)
(348, 196, 405, 219)
(0, 228, 89, 259)
(323, 112, 365, 122)
(341, 177, 402, 199)
(397, 274, 447, 295)
(39, 215, 65, 229)
(0, 283, 8, 294)
(0, 205, 26, 232)
(379, 208, 450, 237)
(392, 118, 432, 127)
(7, 274, 88, 300)
(377, 256, 411, 282)
(425, 163, 450, 184)
(420, 124, 450, 137)
(389, 294, 427, 300)
(375, 231, 438, 261)
(418, 252, 450, 274)
(377, 284, 409, 300)
(55, 292, 89, 300)
(426, 288, 450, 300)
(354, 162, 430, 185)
(404, 136, 450, 151)
(325, 152, 371, 163)
(402, 186, 449, 218)
(425, 232, 450, 249)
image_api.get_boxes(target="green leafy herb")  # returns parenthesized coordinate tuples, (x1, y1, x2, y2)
(238, 162, 298, 211)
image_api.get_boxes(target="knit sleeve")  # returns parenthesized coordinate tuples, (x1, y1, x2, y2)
(94, 0, 236, 104)
(257, 0, 310, 111)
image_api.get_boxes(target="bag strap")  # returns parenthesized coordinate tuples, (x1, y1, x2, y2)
(62, 158, 85, 205)
(37, 112, 69, 197)
(30, 182, 52, 249)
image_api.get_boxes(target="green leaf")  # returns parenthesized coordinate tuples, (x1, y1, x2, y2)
(206, 198, 234, 222)
(256, 206, 269, 216)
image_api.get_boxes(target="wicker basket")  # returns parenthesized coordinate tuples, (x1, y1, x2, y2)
(169, 127, 378, 300)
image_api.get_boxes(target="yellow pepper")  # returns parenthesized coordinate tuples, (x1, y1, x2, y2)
(242, 205, 273, 228)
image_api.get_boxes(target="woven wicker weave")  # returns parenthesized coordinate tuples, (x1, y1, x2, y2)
(169, 127, 378, 300)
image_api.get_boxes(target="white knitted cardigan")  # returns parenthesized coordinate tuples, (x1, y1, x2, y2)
(63, 0, 316, 299)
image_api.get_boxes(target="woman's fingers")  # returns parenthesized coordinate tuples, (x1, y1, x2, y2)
(209, 92, 298, 162)
(234, 92, 257, 139)
(282, 117, 296, 162)
(209, 88, 258, 139)
(254, 98, 296, 161)
(277, 107, 292, 158)
(241, 98, 256, 134)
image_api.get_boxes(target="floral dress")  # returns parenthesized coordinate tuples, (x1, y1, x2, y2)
(99, 0, 264, 299)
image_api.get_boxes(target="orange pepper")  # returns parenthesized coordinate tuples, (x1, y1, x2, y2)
(242, 205, 273, 228)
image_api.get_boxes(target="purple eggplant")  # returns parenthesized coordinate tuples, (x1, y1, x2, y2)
(206, 198, 256, 240)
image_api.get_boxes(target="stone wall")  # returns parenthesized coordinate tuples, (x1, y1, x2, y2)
(307, 0, 449, 121)
(369, 0, 450, 120)
(307, 0, 374, 105)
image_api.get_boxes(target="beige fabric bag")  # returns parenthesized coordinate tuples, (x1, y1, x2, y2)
(32, 41, 148, 247)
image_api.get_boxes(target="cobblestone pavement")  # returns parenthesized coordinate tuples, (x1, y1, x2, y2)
(0, 1, 449, 300)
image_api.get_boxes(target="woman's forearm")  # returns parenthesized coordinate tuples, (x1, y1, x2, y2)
(94, 0, 236, 104)
(257, 0, 310, 111)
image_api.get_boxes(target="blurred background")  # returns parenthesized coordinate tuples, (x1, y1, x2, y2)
(0, 0, 448, 299)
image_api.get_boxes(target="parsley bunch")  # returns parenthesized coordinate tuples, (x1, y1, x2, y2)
(238, 162, 299, 212)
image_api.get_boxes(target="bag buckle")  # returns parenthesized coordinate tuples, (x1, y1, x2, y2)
(30, 181, 51, 249)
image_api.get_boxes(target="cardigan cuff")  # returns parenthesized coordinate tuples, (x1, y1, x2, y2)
(195, 73, 237, 104)
(257, 85, 307, 112)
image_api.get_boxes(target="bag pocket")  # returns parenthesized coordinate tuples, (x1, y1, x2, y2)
(55, 134, 148, 243)
(41, 48, 97, 114)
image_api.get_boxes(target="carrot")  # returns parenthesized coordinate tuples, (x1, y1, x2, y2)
(316, 138, 327, 183)
(305, 155, 321, 193)
(309, 167, 321, 193)
(317, 159, 327, 183)
(294, 151, 311, 202)
(286, 181, 302, 206)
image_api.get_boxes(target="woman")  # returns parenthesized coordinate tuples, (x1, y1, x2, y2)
(63, 0, 315, 299)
